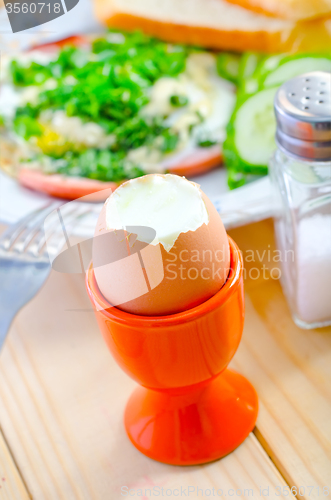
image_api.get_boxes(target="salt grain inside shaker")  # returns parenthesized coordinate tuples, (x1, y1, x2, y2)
(270, 71, 331, 329)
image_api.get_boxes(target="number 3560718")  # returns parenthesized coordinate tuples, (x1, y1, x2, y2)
(5, 3, 61, 13)
(275, 486, 330, 497)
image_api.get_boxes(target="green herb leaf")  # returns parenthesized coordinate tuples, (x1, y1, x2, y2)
(13, 115, 43, 140)
(160, 130, 179, 153)
(54, 148, 144, 182)
(170, 94, 188, 107)
(197, 138, 217, 148)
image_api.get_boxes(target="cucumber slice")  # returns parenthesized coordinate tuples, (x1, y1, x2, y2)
(235, 87, 277, 165)
(227, 170, 247, 190)
(225, 52, 331, 189)
(245, 54, 286, 91)
(227, 170, 265, 190)
(216, 52, 241, 84)
(254, 54, 286, 77)
(262, 55, 331, 88)
(238, 52, 264, 82)
(239, 77, 259, 96)
(238, 53, 263, 95)
(223, 87, 277, 185)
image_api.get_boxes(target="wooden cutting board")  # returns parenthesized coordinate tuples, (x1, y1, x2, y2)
(0, 219, 330, 500)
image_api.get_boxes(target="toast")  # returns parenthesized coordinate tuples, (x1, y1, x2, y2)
(94, 0, 331, 53)
(223, 0, 331, 22)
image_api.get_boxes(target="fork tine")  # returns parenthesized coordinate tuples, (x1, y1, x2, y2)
(0, 202, 60, 251)
(30, 205, 93, 258)
(21, 204, 80, 254)
(32, 206, 81, 256)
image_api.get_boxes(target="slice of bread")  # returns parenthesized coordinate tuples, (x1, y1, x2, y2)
(223, 0, 331, 22)
(94, 0, 331, 53)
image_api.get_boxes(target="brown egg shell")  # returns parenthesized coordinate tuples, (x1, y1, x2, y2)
(93, 182, 230, 316)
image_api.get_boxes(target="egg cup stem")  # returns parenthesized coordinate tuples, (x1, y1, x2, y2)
(86, 237, 258, 465)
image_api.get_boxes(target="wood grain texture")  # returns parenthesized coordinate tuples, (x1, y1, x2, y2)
(228, 220, 331, 498)
(0, 219, 329, 499)
(0, 269, 288, 500)
(0, 429, 30, 500)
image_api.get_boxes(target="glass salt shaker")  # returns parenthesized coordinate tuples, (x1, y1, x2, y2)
(270, 71, 331, 329)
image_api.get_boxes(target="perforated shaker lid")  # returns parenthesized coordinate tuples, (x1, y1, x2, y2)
(274, 71, 331, 161)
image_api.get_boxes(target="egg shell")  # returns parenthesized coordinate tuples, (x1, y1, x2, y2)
(93, 183, 230, 316)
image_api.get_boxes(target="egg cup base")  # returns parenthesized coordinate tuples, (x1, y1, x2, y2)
(124, 367, 258, 466)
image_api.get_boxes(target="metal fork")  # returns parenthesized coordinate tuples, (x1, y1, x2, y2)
(0, 202, 92, 350)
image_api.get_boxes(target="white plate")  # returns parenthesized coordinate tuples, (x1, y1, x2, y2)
(0, 2, 275, 232)
(0, 168, 274, 233)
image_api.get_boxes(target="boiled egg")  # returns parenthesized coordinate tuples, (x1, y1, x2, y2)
(93, 174, 230, 316)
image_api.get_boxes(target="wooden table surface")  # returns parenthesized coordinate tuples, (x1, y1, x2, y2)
(0, 219, 330, 500)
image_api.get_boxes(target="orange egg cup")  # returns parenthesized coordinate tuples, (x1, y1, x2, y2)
(86, 237, 258, 465)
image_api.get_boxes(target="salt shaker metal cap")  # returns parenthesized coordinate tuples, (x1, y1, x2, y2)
(274, 71, 331, 161)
